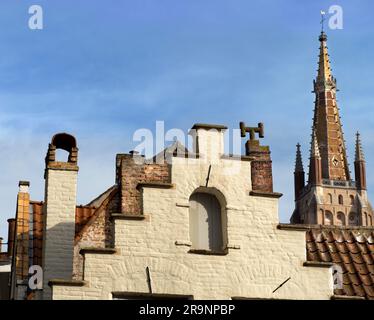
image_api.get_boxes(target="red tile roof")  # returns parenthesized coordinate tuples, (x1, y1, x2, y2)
(306, 227, 374, 299)
(75, 205, 97, 236)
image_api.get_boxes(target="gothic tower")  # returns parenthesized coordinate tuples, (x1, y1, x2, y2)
(291, 32, 373, 226)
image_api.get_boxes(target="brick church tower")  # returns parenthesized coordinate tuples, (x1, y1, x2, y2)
(290, 31, 373, 226)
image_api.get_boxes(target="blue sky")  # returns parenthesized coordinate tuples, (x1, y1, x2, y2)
(1, 0, 374, 240)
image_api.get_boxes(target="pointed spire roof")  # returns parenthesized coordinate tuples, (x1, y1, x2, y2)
(316, 32, 334, 86)
(355, 132, 365, 161)
(295, 143, 304, 172)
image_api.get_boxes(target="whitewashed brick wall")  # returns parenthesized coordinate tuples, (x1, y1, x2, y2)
(51, 129, 334, 300)
(43, 169, 78, 299)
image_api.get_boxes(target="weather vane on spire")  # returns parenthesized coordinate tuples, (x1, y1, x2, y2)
(320, 10, 326, 32)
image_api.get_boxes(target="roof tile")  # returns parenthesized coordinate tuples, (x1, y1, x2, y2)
(306, 227, 374, 300)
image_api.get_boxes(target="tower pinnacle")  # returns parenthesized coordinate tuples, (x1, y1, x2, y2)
(355, 132, 365, 162)
(295, 143, 304, 172)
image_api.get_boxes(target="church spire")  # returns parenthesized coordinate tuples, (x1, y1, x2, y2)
(311, 31, 350, 181)
(291, 25, 373, 227)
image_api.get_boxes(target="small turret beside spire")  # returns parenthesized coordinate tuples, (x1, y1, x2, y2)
(295, 143, 304, 172)
(355, 132, 367, 190)
(311, 130, 321, 158)
(355, 132, 365, 162)
(309, 131, 322, 186)
(294, 143, 305, 200)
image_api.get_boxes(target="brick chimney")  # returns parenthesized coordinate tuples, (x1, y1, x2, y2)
(15, 181, 30, 281)
(42, 133, 78, 299)
(7, 218, 15, 256)
(239, 122, 273, 193)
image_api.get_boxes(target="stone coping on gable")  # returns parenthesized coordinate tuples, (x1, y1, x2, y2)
(188, 249, 228, 256)
(48, 279, 87, 287)
(110, 213, 147, 221)
(79, 247, 118, 255)
(190, 123, 228, 131)
(249, 191, 283, 199)
(136, 182, 175, 190)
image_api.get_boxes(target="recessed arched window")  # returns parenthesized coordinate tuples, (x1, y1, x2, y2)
(369, 215, 373, 226)
(338, 195, 344, 205)
(364, 212, 368, 225)
(350, 195, 355, 205)
(189, 189, 227, 252)
(336, 212, 345, 226)
(328, 194, 333, 204)
(325, 211, 333, 225)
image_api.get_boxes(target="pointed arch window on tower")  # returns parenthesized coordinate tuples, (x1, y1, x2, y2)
(324, 211, 333, 225)
(336, 212, 345, 226)
(350, 195, 355, 205)
(328, 193, 333, 204)
(338, 195, 344, 205)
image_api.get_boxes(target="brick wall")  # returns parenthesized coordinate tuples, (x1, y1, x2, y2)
(118, 154, 171, 215)
(251, 160, 273, 193)
(246, 140, 273, 193)
(73, 188, 119, 279)
(15, 190, 30, 280)
(42, 169, 78, 299)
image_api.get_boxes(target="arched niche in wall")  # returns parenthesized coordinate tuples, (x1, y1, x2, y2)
(336, 212, 346, 226)
(188, 187, 227, 253)
(338, 195, 344, 205)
